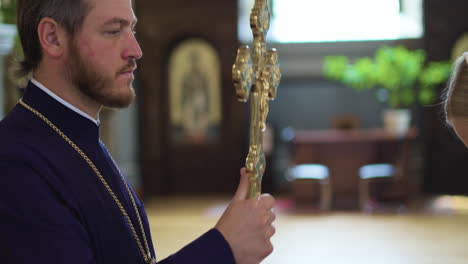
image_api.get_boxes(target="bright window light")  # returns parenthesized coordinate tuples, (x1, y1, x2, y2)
(238, 0, 423, 43)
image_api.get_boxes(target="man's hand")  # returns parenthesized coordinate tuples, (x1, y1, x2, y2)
(215, 168, 276, 264)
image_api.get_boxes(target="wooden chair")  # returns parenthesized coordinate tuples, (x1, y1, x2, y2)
(287, 164, 332, 210)
(358, 130, 414, 212)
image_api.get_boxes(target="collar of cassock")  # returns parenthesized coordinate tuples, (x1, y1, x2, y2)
(21, 81, 101, 149)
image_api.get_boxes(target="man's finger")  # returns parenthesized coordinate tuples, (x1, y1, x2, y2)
(258, 193, 275, 209)
(233, 167, 249, 201)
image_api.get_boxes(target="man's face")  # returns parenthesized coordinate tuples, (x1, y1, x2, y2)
(451, 117, 468, 148)
(66, 0, 142, 108)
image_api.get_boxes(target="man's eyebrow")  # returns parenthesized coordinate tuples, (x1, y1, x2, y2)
(103, 17, 138, 27)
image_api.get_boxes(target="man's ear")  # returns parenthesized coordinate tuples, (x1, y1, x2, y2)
(37, 17, 68, 59)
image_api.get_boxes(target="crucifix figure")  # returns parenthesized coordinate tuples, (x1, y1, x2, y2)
(233, 0, 281, 198)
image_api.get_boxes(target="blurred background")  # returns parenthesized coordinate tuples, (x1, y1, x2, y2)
(1, 0, 468, 263)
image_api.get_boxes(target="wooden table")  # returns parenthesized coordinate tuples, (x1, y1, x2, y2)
(291, 128, 417, 209)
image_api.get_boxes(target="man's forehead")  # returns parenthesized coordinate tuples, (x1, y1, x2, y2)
(86, 0, 136, 25)
(102, 16, 138, 26)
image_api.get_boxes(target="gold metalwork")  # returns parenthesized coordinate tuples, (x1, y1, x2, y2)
(18, 99, 156, 264)
(233, 0, 281, 198)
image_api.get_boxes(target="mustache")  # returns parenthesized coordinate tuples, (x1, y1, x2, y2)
(118, 60, 137, 74)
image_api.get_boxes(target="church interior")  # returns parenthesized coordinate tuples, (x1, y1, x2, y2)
(2, 0, 468, 263)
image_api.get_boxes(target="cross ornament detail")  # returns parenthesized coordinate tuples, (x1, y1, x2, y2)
(233, 0, 281, 198)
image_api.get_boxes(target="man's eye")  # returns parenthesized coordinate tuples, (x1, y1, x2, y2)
(105, 30, 120, 35)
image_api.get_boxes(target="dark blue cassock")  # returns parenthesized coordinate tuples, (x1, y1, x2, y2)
(0, 82, 235, 264)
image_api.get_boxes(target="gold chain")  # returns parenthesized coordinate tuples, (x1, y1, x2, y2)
(19, 99, 156, 264)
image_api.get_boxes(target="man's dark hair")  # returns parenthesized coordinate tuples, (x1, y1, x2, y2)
(16, 0, 92, 78)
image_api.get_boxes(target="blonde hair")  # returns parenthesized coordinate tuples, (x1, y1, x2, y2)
(443, 55, 468, 124)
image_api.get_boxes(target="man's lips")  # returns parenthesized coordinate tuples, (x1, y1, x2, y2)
(117, 66, 137, 79)
(119, 67, 137, 74)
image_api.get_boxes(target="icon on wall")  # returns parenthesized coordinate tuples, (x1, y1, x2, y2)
(168, 38, 222, 144)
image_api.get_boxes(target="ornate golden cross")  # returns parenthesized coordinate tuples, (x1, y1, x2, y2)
(232, 0, 281, 198)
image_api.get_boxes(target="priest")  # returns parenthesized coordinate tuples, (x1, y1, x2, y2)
(0, 0, 276, 263)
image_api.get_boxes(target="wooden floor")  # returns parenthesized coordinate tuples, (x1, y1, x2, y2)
(145, 196, 468, 264)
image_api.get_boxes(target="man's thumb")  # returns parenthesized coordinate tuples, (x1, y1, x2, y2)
(233, 167, 249, 200)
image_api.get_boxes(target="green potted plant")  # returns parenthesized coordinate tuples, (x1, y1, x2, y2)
(0, 0, 17, 60)
(0, 0, 18, 117)
(0, 0, 15, 24)
(323, 45, 452, 134)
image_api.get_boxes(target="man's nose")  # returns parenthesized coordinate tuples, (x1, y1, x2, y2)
(123, 33, 143, 60)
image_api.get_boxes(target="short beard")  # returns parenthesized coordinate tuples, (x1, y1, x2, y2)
(66, 41, 136, 108)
